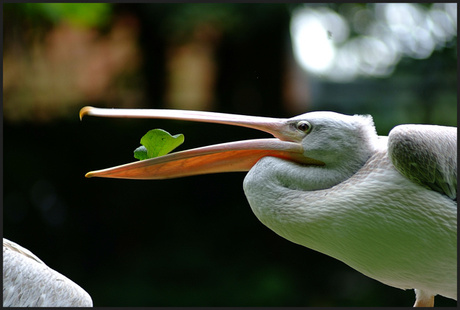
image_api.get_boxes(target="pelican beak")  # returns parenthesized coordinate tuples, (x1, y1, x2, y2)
(79, 107, 323, 180)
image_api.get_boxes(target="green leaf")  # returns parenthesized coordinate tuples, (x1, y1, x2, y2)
(133, 145, 148, 160)
(134, 129, 185, 160)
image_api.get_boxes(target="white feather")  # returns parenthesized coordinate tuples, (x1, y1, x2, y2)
(3, 238, 93, 307)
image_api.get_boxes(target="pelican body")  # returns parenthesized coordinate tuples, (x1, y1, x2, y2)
(80, 107, 456, 306)
(3, 238, 93, 307)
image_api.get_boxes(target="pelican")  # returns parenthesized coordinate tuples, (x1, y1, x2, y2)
(3, 238, 93, 307)
(80, 106, 457, 307)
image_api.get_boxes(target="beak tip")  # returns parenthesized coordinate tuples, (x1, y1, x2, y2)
(85, 172, 94, 178)
(79, 106, 94, 121)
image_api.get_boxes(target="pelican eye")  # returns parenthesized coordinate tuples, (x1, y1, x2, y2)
(296, 121, 311, 133)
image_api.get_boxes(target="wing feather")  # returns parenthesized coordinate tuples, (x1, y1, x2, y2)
(388, 124, 457, 200)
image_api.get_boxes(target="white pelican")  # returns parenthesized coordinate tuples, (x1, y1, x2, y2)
(80, 106, 456, 307)
(3, 238, 93, 307)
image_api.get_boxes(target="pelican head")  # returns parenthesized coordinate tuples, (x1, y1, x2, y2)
(80, 107, 378, 186)
(289, 112, 378, 186)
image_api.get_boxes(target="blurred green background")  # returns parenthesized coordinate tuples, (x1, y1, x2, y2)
(3, 3, 457, 307)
